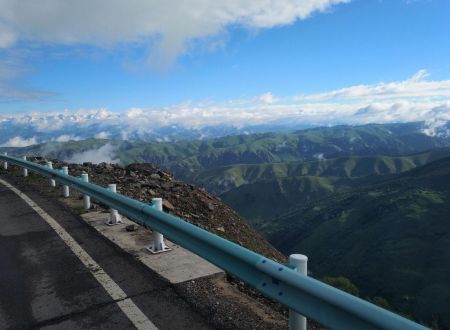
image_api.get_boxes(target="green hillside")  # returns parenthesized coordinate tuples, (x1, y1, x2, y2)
(264, 157, 450, 329)
(4, 122, 449, 182)
(221, 175, 370, 226)
(0, 138, 113, 157)
(219, 149, 450, 223)
(198, 148, 450, 194)
(142, 122, 450, 178)
(2, 122, 449, 327)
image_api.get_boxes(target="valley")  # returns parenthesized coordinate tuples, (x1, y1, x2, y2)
(3, 121, 450, 328)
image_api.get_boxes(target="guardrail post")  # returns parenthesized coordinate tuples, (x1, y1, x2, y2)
(22, 156, 28, 177)
(62, 166, 70, 197)
(0, 154, 431, 330)
(289, 254, 308, 330)
(106, 184, 123, 225)
(81, 172, 91, 209)
(3, 152, 7, 170)
(146, 197, 171, 254)
(46, 161, 56, 187)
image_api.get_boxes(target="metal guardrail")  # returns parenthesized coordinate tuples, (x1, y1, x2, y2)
(0, 154, 429, 330)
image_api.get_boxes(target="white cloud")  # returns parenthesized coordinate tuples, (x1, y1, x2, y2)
(314, 153, 325, 160)
(1, 71, 449, 138)
(53, 134, 81, 142)
(64, 143, 120, 164)
(0, 0, 350, 67)
(0, 24, 15, 48)
(0, 54, 55, 102)
(1, 136, 37, 147)
(0, 85, 53, 102)
(410, 69, 430, 82)
(258, 92, 279, 104)
(294, 70, 450, 102)
(421, 105, 450, 137)
(94, 131, 110, 139)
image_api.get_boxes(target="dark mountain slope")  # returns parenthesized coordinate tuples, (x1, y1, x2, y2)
(220, 148, 450, 223)
(265, 157, 450, 328)
(196, 148, 450, 194)
(221, 175, 370, 226)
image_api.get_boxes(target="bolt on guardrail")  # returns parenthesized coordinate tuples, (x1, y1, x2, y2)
(0, 154, 430, 330)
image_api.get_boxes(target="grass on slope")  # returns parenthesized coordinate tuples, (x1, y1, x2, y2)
(2, 122, 450, 181)
(219, 149, 450, 223)
(264, 157, 450, 329)
(195, 148, 450, 194)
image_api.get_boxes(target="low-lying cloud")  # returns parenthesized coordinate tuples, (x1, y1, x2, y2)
(53, 134, 81, 142)
(0, 136, 37, 147)
(64, 143, 120, 164)
(0, 70, 449, 143)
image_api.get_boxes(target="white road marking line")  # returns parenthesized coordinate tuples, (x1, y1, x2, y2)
(0, 178, 158, 330)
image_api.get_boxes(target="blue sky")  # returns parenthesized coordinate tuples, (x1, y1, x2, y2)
(0, 0, 449, 130)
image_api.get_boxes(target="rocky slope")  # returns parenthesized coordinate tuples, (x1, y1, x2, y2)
(3, 157, 298, 329)
(31, 158, 284, 262)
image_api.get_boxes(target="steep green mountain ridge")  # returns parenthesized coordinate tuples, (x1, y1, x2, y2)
(4, 122, 449, 182)
(3, 122, 450, 328)
(199, 148, 450, 193)
(220, 148, 450, 223)
(264, 157, 450, 329)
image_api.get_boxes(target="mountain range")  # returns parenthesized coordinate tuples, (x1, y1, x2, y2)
(0, 111, 313, 146)
(2, 121, 450, 328)
(220, 148, 450, 223)
(3, 121, 450, 172)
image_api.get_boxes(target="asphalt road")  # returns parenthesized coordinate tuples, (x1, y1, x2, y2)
(0, 176, 213, 330)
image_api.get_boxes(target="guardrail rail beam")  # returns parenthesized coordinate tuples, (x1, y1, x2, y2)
(0, 154, 430, 330)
